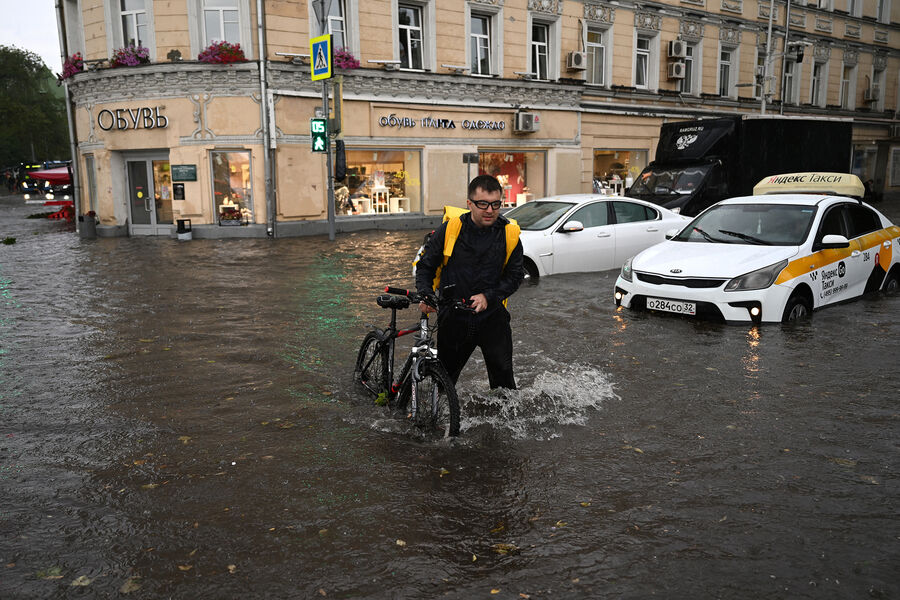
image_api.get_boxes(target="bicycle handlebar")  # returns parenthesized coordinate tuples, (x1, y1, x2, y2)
(382, 286, 474, 312)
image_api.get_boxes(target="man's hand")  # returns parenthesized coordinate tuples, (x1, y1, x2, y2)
(418, 301, 437, 314)
(469, 293, 488, 313)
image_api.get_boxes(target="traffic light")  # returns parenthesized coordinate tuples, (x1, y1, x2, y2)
(310, 118, 328, 153)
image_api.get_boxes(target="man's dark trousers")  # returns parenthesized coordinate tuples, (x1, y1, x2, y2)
(436, 306, 516, 390)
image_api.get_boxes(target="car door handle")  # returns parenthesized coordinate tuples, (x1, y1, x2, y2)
(885, 240, 892, 247)
(851, 250, 861, 257)
(596, 232, 611, 238)
(646, 227, 659, 232)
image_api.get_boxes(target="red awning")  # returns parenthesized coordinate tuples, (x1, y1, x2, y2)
(29, 167, 72, 185)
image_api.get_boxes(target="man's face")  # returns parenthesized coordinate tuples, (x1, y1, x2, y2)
(466, 187, 502, 228)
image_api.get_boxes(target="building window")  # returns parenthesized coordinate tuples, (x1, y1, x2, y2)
(810, 62, 825, 106)
(871, 67, 885, 110)
(531, 22, 549, 80)
(753, 51, 765, 98)
(586, 27, 606, 86)
(847, 0, 860, 14)
(398, 4, 424, 70)
(681, 43, 697, 94)
(479, 151, 546, 205)
(341, 150, 421, 215)
(782, 58, 798, 104)
(120, 0, 148, 47)
(876, 0, 889, 22)
(203, 0, 240, 45)
(84, 154, 98, 214)
(817, 0, 833, 9)
(718, 47, 735, 97)
(635, 35, 651, 88)
(593, 150, 649, 192)
(211, 150, 252, 225)
(326, 0, 347, 50)
(470, 13, 491, 75)
(840, 64, 855, 109)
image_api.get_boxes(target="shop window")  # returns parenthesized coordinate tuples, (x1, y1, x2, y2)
(340, 150, 421, 215)
(478, 151, 546, 206)
(153, 160, 173, 225)
(84, 154, 98, 214)
(211, 151, 252, 225)
(592, 150, 648, 194)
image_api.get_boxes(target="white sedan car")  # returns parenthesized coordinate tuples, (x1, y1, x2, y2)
(614, 172, 900, 323)
(503, 195, 689, 279)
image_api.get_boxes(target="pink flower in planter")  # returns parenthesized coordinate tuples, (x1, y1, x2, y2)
(198, 41, 247, 64)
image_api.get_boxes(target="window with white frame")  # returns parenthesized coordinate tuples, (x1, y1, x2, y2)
(470, 13, 491, 75)
(840, 63, 856, 108)
(810, 62, 826, 106)
(782, 58, 799, 104)
(398, 3, 424, 70)
(635, 35, 652, 89)
(327, 0, 347, 50)
(120, 0, 148, 47)
(718, 47, 736, 97)
(753, 51, 765, 98)
(872, 67, 885, 109)
(817, 0, 833, 9)
(681, 43, 697, 94)
(203, 0, 240, 45)
(847, 0, 860, 16)
(531, 22, 550, 80)
(586, 27, 607, 86)
(876, 0, 889, 23)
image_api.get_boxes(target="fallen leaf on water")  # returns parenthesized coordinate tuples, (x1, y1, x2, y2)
(277, 422, 296, 429)
(70, 575, 92, 587)
(520, 594, 531, 599)
(139, 338, 155, 343)
(491, 543, 519, 555)
(491, 589, 501, 594)
(580, 502, 591, 507)
(133, 459, 147, 466)
(829, 457, 857, 467)
(555, 520, 568, 528)
(859, 475, 879, 485)
(472, 554, 477, 562)
(262, 455, 275, 460)
(227, 565, 237, 574)
(396, 539, 407, 547)
(120, 577, 142, 593)
(189, 548, 198, 557)
(490, 522, 505, 533)
(706, 367, 718, 371)
(439, 468, 450, 478)
(141, 483, 159, 490)
(318, 589, 327, 596)
(37, 567, 63, 580)
(178, 565, 193, 571)
(178, 436, 191, 444)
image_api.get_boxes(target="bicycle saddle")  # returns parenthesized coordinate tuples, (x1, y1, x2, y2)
(377, 294, 410, 310)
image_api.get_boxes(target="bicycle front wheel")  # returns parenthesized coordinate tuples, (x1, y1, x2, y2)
(355, 332, 389, 397)
(398, 361, 460, 438)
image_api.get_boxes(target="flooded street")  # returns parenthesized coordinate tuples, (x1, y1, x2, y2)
(1, 193, 899, 599)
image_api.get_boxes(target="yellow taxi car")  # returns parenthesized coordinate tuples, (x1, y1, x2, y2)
(614, 172, 900, 323)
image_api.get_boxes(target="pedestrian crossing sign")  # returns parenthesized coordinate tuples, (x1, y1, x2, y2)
(310, 34, 333, 81)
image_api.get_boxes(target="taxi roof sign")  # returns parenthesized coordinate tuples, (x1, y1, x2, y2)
(753, 172, 864, 198)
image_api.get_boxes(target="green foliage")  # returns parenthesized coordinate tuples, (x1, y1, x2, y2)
(0, 45, 70, 167)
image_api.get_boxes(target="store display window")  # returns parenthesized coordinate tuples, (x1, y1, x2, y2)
(478, 151, 546, 206)
(592, 149, 648, 195)
(340, 150, 421, 215)
(211, 150, 252, 225)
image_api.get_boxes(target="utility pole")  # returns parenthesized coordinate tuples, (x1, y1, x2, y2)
(312, 0, 336, 241)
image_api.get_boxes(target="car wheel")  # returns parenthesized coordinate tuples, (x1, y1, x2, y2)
(882, 269, 900, 296)
(781, 292, 811, 323)
(523, 259, 539, 282)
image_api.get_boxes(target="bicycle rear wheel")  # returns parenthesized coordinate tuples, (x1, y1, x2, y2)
(397, 361, 460, 438)
(355, 332, 389, 397)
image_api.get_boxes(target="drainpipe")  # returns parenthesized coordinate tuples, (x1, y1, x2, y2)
(55, 0, 82, 231)
(256, 0, 275, 236)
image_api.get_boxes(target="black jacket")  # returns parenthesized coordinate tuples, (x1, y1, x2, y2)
(415, 212, 524, 313)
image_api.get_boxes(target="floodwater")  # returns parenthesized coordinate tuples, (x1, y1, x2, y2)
(1, 193, 899, 599)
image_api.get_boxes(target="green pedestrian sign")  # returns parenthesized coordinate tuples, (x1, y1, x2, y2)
(310, 118, 328, 152)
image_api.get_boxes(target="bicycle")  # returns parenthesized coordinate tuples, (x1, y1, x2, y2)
(354, 286, 469, 438)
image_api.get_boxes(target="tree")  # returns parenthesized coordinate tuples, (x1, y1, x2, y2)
(0, 45, 70, 168)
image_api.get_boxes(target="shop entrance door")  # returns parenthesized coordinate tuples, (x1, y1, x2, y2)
(126, 157, 173, 236)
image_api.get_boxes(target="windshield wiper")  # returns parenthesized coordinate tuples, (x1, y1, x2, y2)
(691, 226, 721, 243)
(718, 229, 771, 245)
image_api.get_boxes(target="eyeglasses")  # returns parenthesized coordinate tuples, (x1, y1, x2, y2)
(470, 200, 502, 210)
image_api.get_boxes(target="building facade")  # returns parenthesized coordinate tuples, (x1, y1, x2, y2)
(57, 0, 899, 237)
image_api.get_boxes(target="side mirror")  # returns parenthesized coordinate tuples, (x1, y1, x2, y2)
(665, 228, 680, 240)
(817, 234, 850, 250)
(561, 220, 584, 233)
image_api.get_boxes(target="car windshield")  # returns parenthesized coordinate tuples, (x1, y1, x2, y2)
(674, 203, 817, 246)
(630, 165, 711, 196)
(505, 201, 576, 230)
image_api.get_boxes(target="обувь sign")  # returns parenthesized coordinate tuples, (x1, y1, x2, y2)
(97, 107, 168, 131)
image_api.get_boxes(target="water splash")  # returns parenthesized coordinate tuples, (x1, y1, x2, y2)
(459, 362, 618, 440)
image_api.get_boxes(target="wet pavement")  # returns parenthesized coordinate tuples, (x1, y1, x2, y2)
(1, 192, 899, 599)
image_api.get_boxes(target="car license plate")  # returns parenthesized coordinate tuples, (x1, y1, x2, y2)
(647, 297, 696, 315)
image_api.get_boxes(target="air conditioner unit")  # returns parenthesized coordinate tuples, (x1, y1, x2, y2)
(667, 62, 686, 80)
(863, 88, 879, 102)
(513, 112, 541, 133)
(566, 51, 587, 71)
(668, 40, 686, 59)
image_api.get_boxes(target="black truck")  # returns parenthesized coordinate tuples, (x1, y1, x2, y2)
(626, 115, 853, 216)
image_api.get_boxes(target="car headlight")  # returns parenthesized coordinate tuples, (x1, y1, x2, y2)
(725, 259, 788, 292)
(620, 256, 634, 282)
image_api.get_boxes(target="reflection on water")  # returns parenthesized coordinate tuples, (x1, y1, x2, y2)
(1, 193, 899, 599)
